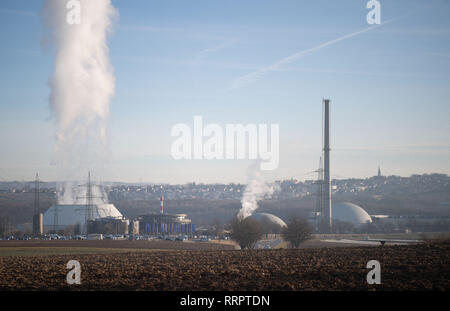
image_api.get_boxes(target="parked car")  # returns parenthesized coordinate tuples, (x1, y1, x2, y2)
(176, 235, 188, 241)
(49, 234, 60, 240)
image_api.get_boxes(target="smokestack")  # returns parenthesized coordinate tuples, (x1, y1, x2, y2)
(160, 195, 164, 214)
(33, 173, 43, 236)
(323, 99, 332, 233)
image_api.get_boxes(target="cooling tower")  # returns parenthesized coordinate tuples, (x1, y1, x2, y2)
(43, 203, 123, 232)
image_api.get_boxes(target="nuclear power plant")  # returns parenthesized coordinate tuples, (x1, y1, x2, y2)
(30, 98, 377, 237)
(40, 175, 196, 237)
(34, 98, 374, 237)
(37, 173, 190, 236)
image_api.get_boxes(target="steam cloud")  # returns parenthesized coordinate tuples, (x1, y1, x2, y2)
(237, 163, 274, 220)
(43, 0, 118, 203)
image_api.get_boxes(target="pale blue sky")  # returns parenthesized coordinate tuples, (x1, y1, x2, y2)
(0, 0, 449, 183)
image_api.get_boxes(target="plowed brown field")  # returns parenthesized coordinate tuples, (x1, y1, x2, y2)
(0, 241, 448, 291)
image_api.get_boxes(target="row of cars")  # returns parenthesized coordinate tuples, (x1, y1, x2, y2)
(129, 234, 189, 241)
(129, 234, 226, 242)
(198, 235, 231, 242)
(1, 235, 33, 241)
(1, 234, 82, 241)
(1, 234, 192, 241)
(2, 234, 229, 242)
(1, 234, 114, 241)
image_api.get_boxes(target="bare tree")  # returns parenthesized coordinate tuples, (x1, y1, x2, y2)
(211, 218, 223, 239)
(333, 220, 355, 234)
(230, 217, 263, 249)
(0, 216, 10, 238)
(282, 217, 312, 248)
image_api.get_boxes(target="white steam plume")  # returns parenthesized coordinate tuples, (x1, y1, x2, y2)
(43, 0, 118, 204)
(237, 163, 274, 220)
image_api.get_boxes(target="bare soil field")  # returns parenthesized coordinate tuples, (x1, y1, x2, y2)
(0, 241, 448, 291)
(0, 239, 236, 251)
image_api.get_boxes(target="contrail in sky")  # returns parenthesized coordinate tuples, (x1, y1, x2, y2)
(229, 19, 396, 90)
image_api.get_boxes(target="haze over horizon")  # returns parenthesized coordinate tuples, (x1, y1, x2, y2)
(1, 0, 449, 184)
(0, 170, 447, 186)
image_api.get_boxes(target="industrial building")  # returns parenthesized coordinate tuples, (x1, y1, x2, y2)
(32, 213, 43, 235)
(43, 203, 123, 233)
(138, 213, 194, 235)
(41, 184, 196, 236)
(87, 216, 129, 235)
(137, 196, 195, 235)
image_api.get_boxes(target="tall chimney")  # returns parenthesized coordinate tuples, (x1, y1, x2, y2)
(33, 173, 43, 236)
(323, 99, 332, 233)
(160, 195, 164, 214)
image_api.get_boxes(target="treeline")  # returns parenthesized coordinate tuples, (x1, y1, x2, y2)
(0, 192, 56, 225)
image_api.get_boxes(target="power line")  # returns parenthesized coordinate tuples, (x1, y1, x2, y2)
(76, 172, 105, 235)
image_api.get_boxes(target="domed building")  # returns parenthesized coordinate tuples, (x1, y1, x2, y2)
(332, 202, 372, 226)
(249, 212, 287, 233)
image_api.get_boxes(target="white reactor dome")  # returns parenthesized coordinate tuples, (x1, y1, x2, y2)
(332, 202, 372, 225)
(43, 204, 123, 231)
(249, 213, 287, 228)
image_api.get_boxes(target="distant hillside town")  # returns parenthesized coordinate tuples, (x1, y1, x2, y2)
(1, 173, 449, 238)
(1, 173, 448, 202)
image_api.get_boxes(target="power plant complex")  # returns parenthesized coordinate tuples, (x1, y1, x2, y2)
(33, 173, 196, 237)
(40, 196, 196, 237)
(29, 98, 375, 237)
